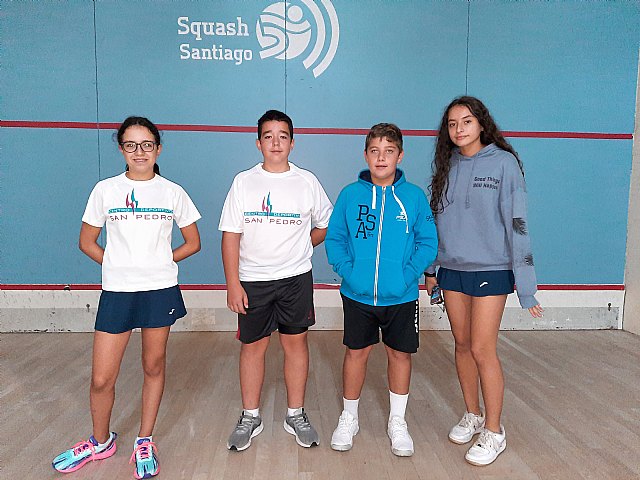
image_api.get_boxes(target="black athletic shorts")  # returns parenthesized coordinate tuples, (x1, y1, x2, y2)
(237, 270, 315, 344)
(341, 294, 419, 354)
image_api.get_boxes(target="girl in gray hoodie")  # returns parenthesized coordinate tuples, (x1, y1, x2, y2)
(426, 96, 543, 466)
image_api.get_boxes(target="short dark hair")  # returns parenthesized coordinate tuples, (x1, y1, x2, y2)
(257, 110, 294, 139)
(116, 116, 161, 175)
(365, 123, 403, 152)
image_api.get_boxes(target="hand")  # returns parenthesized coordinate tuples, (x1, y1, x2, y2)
(425, 276, 438, 295)
(528, 304, 544, 318)
(227, 282, 249, 314)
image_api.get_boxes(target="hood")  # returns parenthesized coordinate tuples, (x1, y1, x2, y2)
(356, 168, 409, 233)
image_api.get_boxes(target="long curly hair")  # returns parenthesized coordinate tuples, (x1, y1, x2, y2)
(429, 96, 523, 214)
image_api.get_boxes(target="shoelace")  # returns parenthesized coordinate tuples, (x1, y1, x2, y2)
(233, 414, 256, 435)
(388, 418, 408, 440)
(129, 441, 157, 464)
(289, 412, 312, 432)
(72, 440, 96, 457)
(335, 413, 356, 433)
(458, 412, 479, 429)
(475, 430, 498, 451)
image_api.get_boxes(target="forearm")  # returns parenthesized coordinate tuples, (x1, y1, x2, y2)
(221, 232, 242, 286)
(79, 241, 104, 265)
(310, 227, 327, 247)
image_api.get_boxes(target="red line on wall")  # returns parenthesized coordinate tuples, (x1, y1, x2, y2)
(0, 284, 626, 291)
(0, 121, 633, 140)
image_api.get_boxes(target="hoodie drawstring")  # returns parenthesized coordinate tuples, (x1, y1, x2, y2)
(465, 156, 477, 209)
(371, 185, 377, 210)
(391, 186, 409, 233)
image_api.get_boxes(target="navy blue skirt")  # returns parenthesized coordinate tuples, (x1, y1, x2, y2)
(437, 268, 515, 297)
(95, 285, 187, 334)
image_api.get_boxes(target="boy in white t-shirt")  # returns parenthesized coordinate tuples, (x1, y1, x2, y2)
(219, 110, 333, 451)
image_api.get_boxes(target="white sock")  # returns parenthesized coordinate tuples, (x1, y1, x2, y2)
(389, 391, 409, 421)
(343, 397, 359, 420)
(94, 432, 114, 452)
(134, 435, 152, 449)
(287, 407, 303, 417)
(243, 408, 260, 417)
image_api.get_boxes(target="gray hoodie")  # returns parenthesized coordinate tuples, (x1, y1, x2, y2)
(427, 143, 538, 308)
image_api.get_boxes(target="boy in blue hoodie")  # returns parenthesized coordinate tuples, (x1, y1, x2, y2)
(325, 123, 437, 456)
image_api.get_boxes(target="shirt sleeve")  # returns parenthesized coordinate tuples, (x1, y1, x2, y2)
(310, 176, 333, 229)
(218, 176, 244, 233)
(500, 162, 539, 309)
(81, 183, 106, 228)
(324, 188, 353, 280)
(173, 186, 202, 228)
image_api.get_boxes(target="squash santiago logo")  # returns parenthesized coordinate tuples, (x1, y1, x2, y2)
(177, 0, 339, 78)
(256, 1, 339, 77)
(244, 192, 303, 225)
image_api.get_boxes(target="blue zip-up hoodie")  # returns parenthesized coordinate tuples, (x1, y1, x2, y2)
(426, 144, 539, 308)
(326, 169, 438, 306)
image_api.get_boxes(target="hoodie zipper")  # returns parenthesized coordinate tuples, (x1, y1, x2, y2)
(373, 186, 386, 306)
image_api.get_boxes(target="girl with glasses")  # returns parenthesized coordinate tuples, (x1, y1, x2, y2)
(52, 116, 201, 479)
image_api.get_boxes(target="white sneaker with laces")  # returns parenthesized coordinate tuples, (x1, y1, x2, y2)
(387, 416, 414, 457)
(465, 426, 506, 466)
(330, 410, 359, 451)
(448, 411, 485, 444)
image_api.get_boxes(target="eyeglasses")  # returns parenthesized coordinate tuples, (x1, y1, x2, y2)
(120, 141, 157, 153)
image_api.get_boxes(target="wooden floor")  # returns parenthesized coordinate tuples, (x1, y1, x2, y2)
(1, 330, 639, 479)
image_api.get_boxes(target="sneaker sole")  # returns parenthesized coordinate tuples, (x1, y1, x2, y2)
(53, 441, 117, 473)
(330, 425, 359, 451)
(464, 441, 507, 466)
(448, 433, 474, 444)
(283, 420, 319, 448)
(227, 422, 264, 452)
(391, 447, 414, 457)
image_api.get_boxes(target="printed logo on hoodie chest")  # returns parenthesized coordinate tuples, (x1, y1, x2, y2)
(354, 205, 376, 239)
(472, 176, 500, 191)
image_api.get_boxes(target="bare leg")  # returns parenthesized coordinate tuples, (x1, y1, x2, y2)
(470, 295, 507, 432)
(239, 336, 270, 410)
(279, 332, 309, 408)
(90, 330, 131, 443)
(443, 291, 481, 415)
(138, 326, 171, 437)
(342, 345, 373, 399)
(385, 345, 411, 395)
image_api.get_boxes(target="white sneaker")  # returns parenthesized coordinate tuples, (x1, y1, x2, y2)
(330, 410, 359, 451)
(448, 411, 485, 444)
(465, 426, 506, 466)
(387, 416, 414, 457)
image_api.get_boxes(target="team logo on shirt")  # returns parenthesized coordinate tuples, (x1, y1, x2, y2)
(126, 189, 139, 214)
(107, 190, 174, 222)
(244, 191, 302, 225)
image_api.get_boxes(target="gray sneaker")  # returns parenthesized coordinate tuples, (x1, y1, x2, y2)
(227, 413, 263, 451)
(283, 409, 320, 447)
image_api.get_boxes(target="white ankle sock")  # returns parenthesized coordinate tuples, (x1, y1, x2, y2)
(287, 407, 303, 417)
(343, 397, 360, 419)
(389, 391, 409, 420)
(94, 432, 114, 452)
(244, 408, 260, 417)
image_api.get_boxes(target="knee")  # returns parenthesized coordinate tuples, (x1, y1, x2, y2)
(142, 355, 166, 378)
(470, 344, 497, 366)
(345, 346, 371, 363)
(386, 348, 411, 364)
(453, 338, 472, 354)
(91, 373, 116, 394)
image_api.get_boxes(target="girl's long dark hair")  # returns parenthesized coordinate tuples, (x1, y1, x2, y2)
(429, 96, 523, 214)
(116, 116, 161, 175)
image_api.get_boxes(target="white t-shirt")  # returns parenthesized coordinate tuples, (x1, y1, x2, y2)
(218, 163, 333, 281)
(82, 173, 201, 292)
